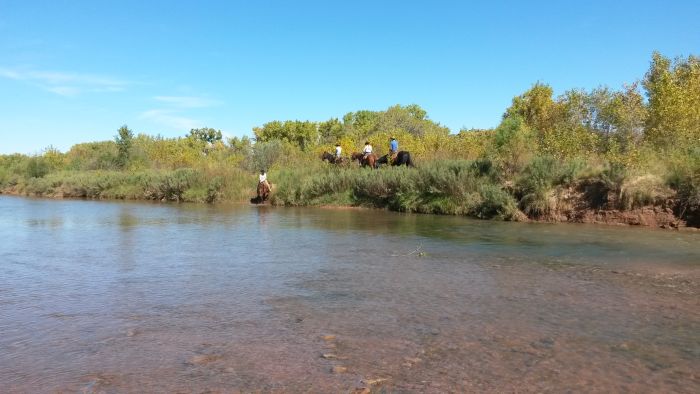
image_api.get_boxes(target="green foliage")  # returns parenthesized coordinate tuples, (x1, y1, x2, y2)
(666, 147, 700, 226)
(250, 140, 288, 172)
(589, 84, 647, 152)
(454, 129, 494, 160)
(254, 120, 319, 150)
(505, 81, 648, 160)
(66, 141, 119, 170)
(252, 104, 448, 152)
(189, 127, 223, 144)
(115, 125, 133, 169)
(545, 90, 601, 159)
(25, 156, 49, 178)
(272, 160, 520, 219)
(42, 145, 66, 171)
(504, 82, 557, 134)
(515, 156, 558, 217)
(318, 118, 344, 144)
(515, 156, 588, 217)
(488, 116, 534, 177)
(228, 135, 252, 154)
(473, 183, 519, 220)
(644, 52, 700, 148)
(7, 168, 235, 203)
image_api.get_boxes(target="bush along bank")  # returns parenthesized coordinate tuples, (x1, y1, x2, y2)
(0, 168, 255, 204)
(1, 155, 698, 229)
(267, 158, 698, 229)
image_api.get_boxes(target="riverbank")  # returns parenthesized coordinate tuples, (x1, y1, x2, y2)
(1, 163, 697, 230)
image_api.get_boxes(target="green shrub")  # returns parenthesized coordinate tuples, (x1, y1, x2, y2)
(25, 156, 49, 178)
(515, 156, 558, 217)
(473, 183, 520, 220)
(666, 147, 700, 226)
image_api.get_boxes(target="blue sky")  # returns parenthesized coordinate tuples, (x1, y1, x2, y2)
(1, 0, 698, 154)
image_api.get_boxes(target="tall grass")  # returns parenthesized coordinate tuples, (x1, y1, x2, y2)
(514, 156, 588, 218)
(666, 147, 700, 226)
(7, 167, 254, 203)
(272, 160, 521, 220)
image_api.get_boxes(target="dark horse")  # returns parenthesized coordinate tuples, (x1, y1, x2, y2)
(377, 151, 415, 167)
(250, 181, 271, 204)
(351, 152, 378, 168)
(321, 151, 346, 165)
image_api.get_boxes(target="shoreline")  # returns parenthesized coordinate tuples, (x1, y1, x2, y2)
(3, 189, 697, 231)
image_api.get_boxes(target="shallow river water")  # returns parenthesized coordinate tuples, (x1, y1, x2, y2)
(0, 196, 698, 393)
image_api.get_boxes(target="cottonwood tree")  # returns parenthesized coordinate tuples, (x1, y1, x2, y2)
(643, 52, 700, 148)
(189, 127, 223, 144)
(115, 125, 133, 169)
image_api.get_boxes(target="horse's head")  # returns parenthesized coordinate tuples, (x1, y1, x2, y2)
(320, 151, 332, 161)
(350, 152, 361, 161)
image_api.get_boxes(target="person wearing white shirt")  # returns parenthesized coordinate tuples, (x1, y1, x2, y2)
(259, 169, 270, 189)
(362, 141, 372, 159)
(335, 143, 342, 159)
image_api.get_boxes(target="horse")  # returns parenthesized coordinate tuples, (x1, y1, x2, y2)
(351, 152, 378, 168)
(377, 151, 415, 167)
(250, 181, 271, 204)
(321, 151, 346, 165)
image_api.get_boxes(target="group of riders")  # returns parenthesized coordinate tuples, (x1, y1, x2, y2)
(255, 137, 411, 203)
(338, 136, 399, 163)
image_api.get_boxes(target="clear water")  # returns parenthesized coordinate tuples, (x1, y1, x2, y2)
(0, 196, 698, 392)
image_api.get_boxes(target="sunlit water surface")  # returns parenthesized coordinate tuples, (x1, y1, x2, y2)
(0, 196, 698, 392)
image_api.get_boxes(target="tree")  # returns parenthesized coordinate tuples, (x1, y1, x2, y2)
(504, 83, 558, 134)
(25, 156, 49, 178)
(588, 84, 647, 153)
(253, 120, 319, 150)
(549, 90, 600, 158)
(489, 115, 534, 176)
(318, 118, 344, 143)
(227, 135, 252, 154)
(115, 125, 133, 168)
(343, 110, 379, 140)
(643, 52, 700, 148)
(342, 105, 447, 141)
(188, 127, 223, 144)
(378, 104, 448, 137)
(42, 145, 66, 171)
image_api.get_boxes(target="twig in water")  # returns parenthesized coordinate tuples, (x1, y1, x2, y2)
(390, 244, 423, 257)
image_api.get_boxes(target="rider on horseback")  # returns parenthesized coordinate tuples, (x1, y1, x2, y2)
(259, 169, 270, 190)
(335, 143, 342, 160)
(362, 141, 373, 160)
(389, 137, 398, 164)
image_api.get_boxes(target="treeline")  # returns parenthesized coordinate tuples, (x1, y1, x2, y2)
(1, 52, 698, 226)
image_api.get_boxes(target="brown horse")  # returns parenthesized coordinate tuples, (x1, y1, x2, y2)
(251, 181, 271, 204)
(351, 152, 378, 168)
(321, 151, 346, 165)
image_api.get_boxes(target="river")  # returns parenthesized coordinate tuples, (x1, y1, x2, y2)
(0, 195, 698, 393)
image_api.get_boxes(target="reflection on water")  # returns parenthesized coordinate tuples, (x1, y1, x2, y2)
(0, 196, 698, 392)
